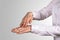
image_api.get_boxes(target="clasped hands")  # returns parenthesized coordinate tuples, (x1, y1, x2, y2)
(11, 12, 33, 34)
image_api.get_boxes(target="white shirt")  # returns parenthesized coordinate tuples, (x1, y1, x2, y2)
(31, 0, 60, 40)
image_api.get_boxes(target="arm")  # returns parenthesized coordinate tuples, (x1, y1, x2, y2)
(32, 0, 55, 20)
(11, 0, 56, 34)
(31, 1, 60, 36)
(31, 25, 60, 36)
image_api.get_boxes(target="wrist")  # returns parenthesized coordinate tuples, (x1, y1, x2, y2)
(27, 25, 32, 32)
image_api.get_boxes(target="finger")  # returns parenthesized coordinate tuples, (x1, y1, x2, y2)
(21, 22, 26, 27)
(17, 29, 27, 34)
(22, 18, 28, 27)
(20, 17, 26, 27)
(16, 26, 31, 34)
(16, 30, 26, 34)
(20, 21, 26, 27)
(11, 28, 16, 33)
(29, 17, 33, 24)
(12, 28, 19, 33)
(16, 28, 25, 34)
(20, 17, 29, 27)
(20, 23, 24, 27)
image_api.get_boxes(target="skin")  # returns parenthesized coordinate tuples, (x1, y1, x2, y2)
(11, 12, 33, 34)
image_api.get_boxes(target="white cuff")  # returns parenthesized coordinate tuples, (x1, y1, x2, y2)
(31, 24, 60, 36)
(31, 25, 51, 36)
(31, 25, 47, 33)
(31, 25, 39, 32)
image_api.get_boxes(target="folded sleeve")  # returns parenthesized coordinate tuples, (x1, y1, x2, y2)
(31, 25, 60, 36)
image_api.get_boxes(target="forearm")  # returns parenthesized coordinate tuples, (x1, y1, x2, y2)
(31, 0, 57, 20)
(31, 25, 60, 36)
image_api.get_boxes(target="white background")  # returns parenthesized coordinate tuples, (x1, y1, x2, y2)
(0, 0, 53, 40)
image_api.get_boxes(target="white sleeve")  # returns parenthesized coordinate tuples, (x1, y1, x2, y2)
(32, 0, 55, 20)
(31, 25, 60, 36)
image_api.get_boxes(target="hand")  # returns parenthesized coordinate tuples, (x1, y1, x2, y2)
(11, 12, 33, 34)
(20, 12, 33, 27)
(11, 25, 31, 34)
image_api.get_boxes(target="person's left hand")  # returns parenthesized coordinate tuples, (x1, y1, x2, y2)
(11, 25, 31, 34)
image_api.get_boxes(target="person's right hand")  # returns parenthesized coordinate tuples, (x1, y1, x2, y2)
(20, 12, 33, 27)
(11, 12, 33, 34)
